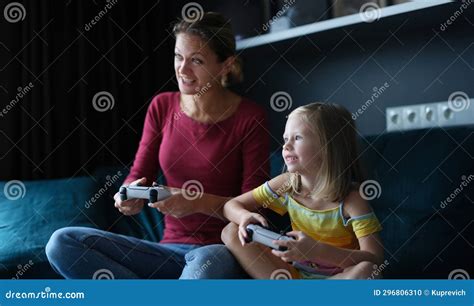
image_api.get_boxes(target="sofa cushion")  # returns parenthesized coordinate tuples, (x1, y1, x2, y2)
(0, 176, 109, 278)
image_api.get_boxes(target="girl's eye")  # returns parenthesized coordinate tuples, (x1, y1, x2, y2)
(175, 54, 182, 60)
(192, 58, 203, 64)
(295, 135, 302, 140)
(283, 137, 288, 142)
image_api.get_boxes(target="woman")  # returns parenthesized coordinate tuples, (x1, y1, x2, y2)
(45, 12, 269, 279)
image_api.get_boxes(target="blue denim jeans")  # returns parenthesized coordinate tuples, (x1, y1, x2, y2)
(45, 227, 248, 279)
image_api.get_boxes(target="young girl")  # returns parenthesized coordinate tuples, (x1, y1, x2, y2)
(222, 102, 384, 279)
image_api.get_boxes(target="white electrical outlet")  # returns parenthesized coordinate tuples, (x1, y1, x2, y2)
(402, 106, 421, 130)
(420, 103, 438, 128)
(438, 102, 455, 126)
(386, 99, 473, 131)
(386, 107, 403, 131)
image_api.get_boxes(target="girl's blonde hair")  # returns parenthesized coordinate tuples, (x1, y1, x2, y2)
(286, 102, 364, 202)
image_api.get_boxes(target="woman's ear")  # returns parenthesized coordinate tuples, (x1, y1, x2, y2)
(220, 56, 236, 76)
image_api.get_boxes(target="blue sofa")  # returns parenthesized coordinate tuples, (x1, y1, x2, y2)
(0, 126, 472, 279)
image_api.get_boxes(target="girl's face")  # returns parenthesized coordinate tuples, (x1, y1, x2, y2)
(174, 33, 230, 95)
(282, 114, 321, 174)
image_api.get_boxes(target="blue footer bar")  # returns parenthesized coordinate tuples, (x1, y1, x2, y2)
(0, 280, 472, 306)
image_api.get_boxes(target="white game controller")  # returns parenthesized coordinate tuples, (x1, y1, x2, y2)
(245, 224, 294, 251)
(119, 185, 172, 203)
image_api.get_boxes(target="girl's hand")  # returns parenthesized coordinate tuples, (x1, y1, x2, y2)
(271, 231, 319, 262)
(148, 187, 197, 218)
(238, 212, 268, 246)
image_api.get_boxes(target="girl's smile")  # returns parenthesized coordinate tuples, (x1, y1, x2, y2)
(282, 114, 320, 174)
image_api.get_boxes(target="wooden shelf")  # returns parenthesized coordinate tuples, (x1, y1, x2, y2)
(236, 0, 453, 50)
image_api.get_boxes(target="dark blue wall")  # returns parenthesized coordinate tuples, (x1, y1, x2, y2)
(236, 2, 474, 149)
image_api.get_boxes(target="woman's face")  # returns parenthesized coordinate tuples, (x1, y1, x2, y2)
(174, 33, 229, 96)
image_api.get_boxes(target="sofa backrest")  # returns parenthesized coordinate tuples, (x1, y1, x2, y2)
(269, 126, 474, 278)
(358, 126, 474, 278)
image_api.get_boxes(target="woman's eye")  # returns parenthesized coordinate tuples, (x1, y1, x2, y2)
(192, 58, 203, 64)
(295, 135, 302, 140)
(283, 137, 288, 142)
(174, 54, 182, 60)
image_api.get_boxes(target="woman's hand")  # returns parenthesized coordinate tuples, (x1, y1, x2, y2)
(271, 231, 319, 262)
(113, 177, 146, 216)
(147, 187, 198, 218)
(237, 212, 268, 246)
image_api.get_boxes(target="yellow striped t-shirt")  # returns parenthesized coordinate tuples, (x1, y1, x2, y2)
(252, 181, 382, 251)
